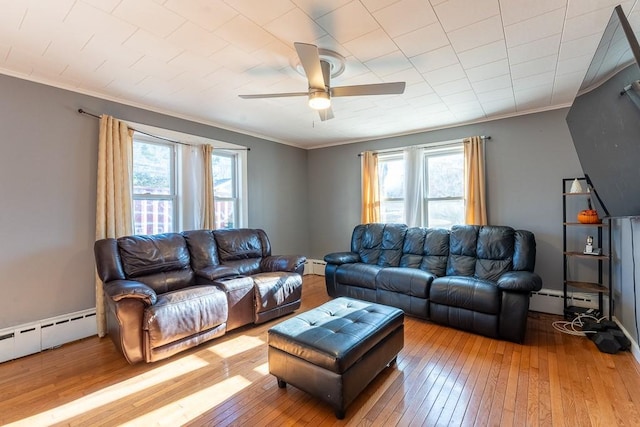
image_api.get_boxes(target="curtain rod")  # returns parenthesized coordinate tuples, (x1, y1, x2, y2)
(78, 109, 250, 151)
(357, 136, 491, 157)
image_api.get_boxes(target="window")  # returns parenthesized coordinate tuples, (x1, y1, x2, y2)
(132, 137, 177, 234)
(425, 149, 464, 228)
(212, 151, 239, 229)
(131, 125, 247, 235)
(378, 153, 404, 223)
(378, 145, 464, 228)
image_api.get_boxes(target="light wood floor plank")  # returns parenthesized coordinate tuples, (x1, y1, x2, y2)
(447, 334, 493, 426)
(512, 334, 530, 425)
(497, 344, 520, 427)
(406, 331, 467, 425)
(421, 331, 479, 426)
(434, 334, 483, 426)
(564, 333, 594, 427)
(0, 275, 639, 426)
(460, 339, 500, 427)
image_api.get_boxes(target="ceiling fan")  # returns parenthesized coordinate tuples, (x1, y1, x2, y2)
(238, 42, 406, 121)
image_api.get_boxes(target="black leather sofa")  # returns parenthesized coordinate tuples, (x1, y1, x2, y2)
(324, 223, 542, 343)
(94, 228, 305, 363)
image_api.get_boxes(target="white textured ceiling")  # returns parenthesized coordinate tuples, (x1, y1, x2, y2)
(1, 0, 639, 148)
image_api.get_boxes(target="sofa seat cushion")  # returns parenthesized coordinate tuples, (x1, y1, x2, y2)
(375, 267, 435, 299)
(143, 286, 228, 349)
(335, 263, 382, 290)
(253, 272, 302, 315)
(430, 276, 500, 315)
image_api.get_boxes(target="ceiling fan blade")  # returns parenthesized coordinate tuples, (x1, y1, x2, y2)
(331, 82, 406, 97)
(318, 107, 334, 121)
(294, 42, 326, 90)
(238, 92, 308, 99)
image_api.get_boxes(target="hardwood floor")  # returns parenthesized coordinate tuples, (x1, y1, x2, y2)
(1, 275, 639, 426)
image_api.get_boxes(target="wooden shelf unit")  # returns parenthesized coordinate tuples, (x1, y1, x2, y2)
(562, 177, 612, 319)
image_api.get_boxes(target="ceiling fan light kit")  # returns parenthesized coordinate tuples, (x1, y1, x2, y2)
(308, 90, 331, 110)
(239, 42, 406, 121)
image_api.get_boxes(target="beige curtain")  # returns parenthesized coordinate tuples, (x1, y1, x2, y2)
(201, 144, 215, 229)
(361, 151, 380, 223)
(95, 115, 134, 337)
(463, 136, 487, 225)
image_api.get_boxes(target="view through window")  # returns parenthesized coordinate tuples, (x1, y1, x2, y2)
(132, 138, 176, 235)
(132, 133, 244, 235)
(378, 145, 464, 228)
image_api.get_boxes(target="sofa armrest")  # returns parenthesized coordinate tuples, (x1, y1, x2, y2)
(261, 255, 306, 273)
(103, 280, 157, 305)
(324, 252, 360, 265)
(194, 265, 240, 284)
(497, 271, 542, 293)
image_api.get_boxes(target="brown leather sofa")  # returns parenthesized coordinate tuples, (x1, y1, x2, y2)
(94, 228, 305, 364)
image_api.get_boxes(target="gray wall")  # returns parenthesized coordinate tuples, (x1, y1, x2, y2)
(0, 71, 610, 331)
(0, 74, 308, 329)
(307, 108, 584, 295)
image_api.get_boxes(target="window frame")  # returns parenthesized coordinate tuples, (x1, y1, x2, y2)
(128, 120, 248, 235)
(378, 151, 405, 224)
(377, 142, 465, 227)
(423, 145, 465, 227)
(212, 149, 240, 229)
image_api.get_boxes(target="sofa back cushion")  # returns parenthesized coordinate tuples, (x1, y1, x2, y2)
(182, 230, 220, 270)
(513, 230, 536, 271)
(351, 223, 407, 267)
(400, 227, 450, 276)
(117, 233, 194, 293)
(446, 225, 479, 276)
(446, 225, 516, 281)
(213, 228, 271, 275)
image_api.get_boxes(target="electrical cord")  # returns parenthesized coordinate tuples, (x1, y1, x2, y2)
(552, 312, 606, 336)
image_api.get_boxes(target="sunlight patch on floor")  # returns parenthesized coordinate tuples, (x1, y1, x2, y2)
(5, 355, 208, 426)
(208, 334, 264, 358)
(120, 375, 252, 426)
(254, 361, 269, 375)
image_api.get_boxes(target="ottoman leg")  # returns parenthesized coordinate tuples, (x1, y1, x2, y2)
(335, 409, 346, 420)
(277, 378, 287, 388)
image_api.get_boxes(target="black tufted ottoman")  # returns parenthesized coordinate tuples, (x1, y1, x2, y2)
(267, 297, 404, 419)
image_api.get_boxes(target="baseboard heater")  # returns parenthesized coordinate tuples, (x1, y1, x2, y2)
(529, 289, 603, 316)
(0, 308, 97, 364)
(303, 259, 327, 276)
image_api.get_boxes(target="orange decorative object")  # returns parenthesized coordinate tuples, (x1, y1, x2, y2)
(577, 209, 600, 224)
